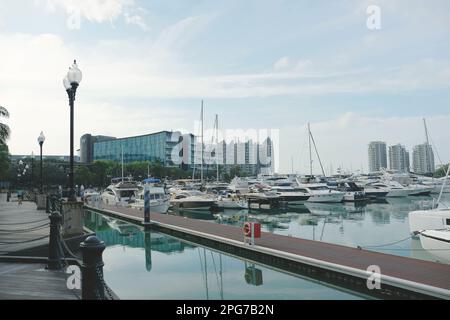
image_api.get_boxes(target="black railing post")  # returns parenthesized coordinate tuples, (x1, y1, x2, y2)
(80, 236, 106, 300)
(47, 210, 63, 270)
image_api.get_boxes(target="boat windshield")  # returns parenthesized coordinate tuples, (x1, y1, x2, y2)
(309, 186, 329, 191)
(119, 190, 136, 198)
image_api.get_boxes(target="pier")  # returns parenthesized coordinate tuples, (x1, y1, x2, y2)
(0, 193, 117, 300)
(85, 202, 450, 300)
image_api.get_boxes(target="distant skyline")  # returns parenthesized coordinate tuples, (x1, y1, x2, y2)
(1, 0, 450, 173)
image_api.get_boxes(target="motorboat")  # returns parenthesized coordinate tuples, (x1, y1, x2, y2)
(333, 181, 366, 202)
(295, 180, 345, 203)
(101, 177, 139, 206)
(228, 177, 250, 194)
(360, 184, 389, 200)
(270, 185, 310, 204)
(215, 192, 248, 210)
(170, 190, 216, 211)
(370, 181, 410, 198)
(130, 178, 171, 214)
(407, 184, 433, 196)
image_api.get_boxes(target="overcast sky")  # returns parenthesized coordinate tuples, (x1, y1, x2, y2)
(1, 0, 450, 173)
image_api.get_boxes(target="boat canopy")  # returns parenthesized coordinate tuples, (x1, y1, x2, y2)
(142, 178, 161, 184)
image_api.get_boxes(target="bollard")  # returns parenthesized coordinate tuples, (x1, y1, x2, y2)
(47, 211, 63, 270)
(45, 196, 50, 214)
(79, 236, 106, 300)
(143, 185, 150, 226)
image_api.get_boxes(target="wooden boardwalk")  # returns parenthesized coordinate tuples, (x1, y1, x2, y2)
(0, 193, 50, 255)
(0, 261, 80, 299)
(86, 203, 450, 300)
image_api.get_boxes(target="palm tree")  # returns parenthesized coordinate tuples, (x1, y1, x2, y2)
(0, 105, 10, 145)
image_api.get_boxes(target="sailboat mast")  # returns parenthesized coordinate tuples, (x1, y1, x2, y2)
(309, 125, 326, 177)
(201, 101, 204, 185)
(216, 114, 219, 182)
(308, 123, 313, 176)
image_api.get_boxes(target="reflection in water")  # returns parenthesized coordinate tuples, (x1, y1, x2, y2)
(83, 210, 363, 300)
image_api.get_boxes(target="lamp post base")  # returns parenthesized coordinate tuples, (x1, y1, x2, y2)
(36, 194, 47, 210)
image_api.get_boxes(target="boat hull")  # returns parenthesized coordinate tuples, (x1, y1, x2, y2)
(419, 230, 450, 263)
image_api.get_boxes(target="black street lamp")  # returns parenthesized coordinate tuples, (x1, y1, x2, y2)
(63, 60, 82, 202)
(30, 151, 34, 189)
(37, 132, 45, 193)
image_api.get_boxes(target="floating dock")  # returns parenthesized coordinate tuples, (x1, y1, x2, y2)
(85, 203, 450, 300)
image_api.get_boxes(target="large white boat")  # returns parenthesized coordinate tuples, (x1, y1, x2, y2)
(130, 178, 171, 214)
(170, 190, 216, 211)
(101, 177, 139, 206)
(409, 208, 450, 234)
(270, 185, 310, 204)
(369, 181, 410, 198)
(215, 193, 248, 210)
(295, 180, 345, 203)
(407, 184, 433, 196)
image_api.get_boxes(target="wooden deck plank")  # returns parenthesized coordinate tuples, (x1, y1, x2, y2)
(0, 262, 80, 300)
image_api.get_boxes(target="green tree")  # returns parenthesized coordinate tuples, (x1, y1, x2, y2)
(0, 106, 10, 145)
(435, 164, 449, 178)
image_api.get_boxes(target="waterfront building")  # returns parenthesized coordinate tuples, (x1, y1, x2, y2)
(368, 141, 387, 173)
(388, 144, 410, 173)
(412, 143, 435, 174)
(80, 134, 116, 163)
(93, 131, 183, 166)
(88, 130, 274, 176)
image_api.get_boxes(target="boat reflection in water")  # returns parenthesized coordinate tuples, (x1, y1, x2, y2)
(83, 210, 364, 300)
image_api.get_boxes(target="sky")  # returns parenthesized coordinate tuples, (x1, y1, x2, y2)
(1, 0, 450, 173)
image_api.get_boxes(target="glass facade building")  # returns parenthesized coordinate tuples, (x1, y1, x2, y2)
(93, 131, 182, 166)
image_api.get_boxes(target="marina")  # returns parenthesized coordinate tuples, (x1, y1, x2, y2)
(84, 192, 450, 300)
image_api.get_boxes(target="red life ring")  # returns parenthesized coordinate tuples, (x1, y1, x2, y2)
(243, 222, 252, 237)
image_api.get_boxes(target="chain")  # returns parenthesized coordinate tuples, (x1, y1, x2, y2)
(95, 266, 115, 300)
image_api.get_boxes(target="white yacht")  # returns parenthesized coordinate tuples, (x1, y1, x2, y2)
(170, 190, 216, 211)
(359, 183, 390, 199)
(407, 184, 433, 196)
(295, 180, 345, 203)
(101, 177, 139, 206)
(130, 178, 171, 214)
(370, 181, 410, 198)
(333, 181, 366, 202)
(215, 193, 248, 210)
(270, 185, 310, 204)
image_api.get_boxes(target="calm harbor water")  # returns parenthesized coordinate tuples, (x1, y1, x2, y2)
(83, 193, 449, 300)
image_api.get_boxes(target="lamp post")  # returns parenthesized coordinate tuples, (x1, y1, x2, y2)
(30, 151, 34, 189)
(63, 60, 82, 202)
(38, 132, 45, 193)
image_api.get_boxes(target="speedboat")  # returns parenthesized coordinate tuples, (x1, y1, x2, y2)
(170, 190, 216, 211)
(333, 181, 366, 202)
(270, 185, 310, 204)
(215, 193, 248, 210)
(101, 177, 139, 206)
(407, 184, 433, 196)
(361, 184, 389, 200)
(295, 181, 345, 203)
(370, 181, 410, 198)
(130, 178, 171, 214)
